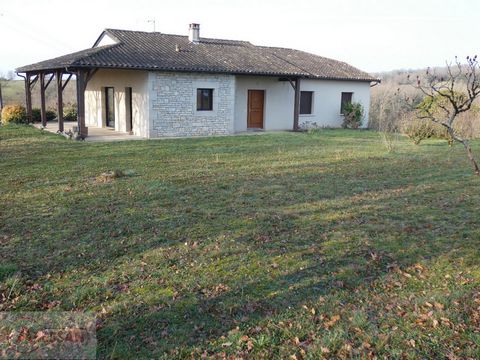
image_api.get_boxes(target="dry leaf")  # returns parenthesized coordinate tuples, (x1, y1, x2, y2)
(17, 327, 29, 342)
(66, 328, 83, 343)
(240, 335, 249, 342)
(324, 315, 340, 328)
(34, 331, 46, 341)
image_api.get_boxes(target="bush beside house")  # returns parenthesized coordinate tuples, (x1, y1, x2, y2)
(1, 105, 27, 124)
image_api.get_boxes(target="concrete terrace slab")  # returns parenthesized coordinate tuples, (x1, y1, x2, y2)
(33, 121, 144, 142)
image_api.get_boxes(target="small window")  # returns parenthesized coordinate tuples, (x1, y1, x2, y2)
(197, 88, 213, 111)
(340, 92, 353, 114)
(300, 91, 313, 115)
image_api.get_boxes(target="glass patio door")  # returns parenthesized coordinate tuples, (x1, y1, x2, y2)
(105, 87, 115, 128)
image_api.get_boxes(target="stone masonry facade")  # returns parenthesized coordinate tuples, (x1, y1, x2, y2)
(149, 72, 235, 137)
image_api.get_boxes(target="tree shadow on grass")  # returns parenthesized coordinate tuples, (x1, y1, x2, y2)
(92, 176, 479, 357)
(2, 132, 479, 357)
(1, 153, 468, 280)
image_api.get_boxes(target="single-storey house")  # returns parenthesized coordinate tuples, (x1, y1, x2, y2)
(16, 24, 379, 138)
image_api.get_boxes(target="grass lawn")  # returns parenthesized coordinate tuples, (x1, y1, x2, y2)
(1, 125, 479, 359)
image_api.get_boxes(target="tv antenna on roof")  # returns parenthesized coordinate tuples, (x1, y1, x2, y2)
(147, 18, 156, 32)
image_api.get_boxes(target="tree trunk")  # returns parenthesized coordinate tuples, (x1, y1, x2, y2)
(0, 82, 3, 112)
(462, 140, 480, 175)
(445, 126, 480, 176)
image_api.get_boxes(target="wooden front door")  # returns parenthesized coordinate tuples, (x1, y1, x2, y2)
(247, 90, 264, 129)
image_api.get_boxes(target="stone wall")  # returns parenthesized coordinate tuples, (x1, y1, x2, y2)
(149, 72, 235, 137)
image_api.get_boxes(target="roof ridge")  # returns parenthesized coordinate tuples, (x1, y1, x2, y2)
(105, 28, 252, 45)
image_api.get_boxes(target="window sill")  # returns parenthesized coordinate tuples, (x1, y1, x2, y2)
(195, 110, 217, 117)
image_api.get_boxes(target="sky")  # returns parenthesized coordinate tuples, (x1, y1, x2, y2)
(1, 0, 479, 75)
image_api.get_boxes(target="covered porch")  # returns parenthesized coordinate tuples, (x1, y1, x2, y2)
(16, 66, 93, 139)
(15, 45, 146, 140)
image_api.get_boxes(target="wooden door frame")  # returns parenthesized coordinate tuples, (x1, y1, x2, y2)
(247, 89, 265, 129)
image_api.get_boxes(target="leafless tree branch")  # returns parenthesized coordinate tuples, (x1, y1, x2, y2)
(402, 56, 480, 175)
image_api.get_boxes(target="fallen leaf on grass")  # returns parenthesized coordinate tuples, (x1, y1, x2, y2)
(324, 315, 340, 329)
(34, 331, 46, 341)
(65, 328, 84, 343)
(17, 327, 30, 342)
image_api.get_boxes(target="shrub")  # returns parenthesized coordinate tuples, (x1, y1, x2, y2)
(31, 108, 41, 122)
(1, 105, 27, 125)
(342, 102, 364, 129)
(63, 106, 77, 122)
(46, 110, 57, 121)
(31, 108, 57, 122)
(403, 118, 435, 145)
(434, 126, 455, 147)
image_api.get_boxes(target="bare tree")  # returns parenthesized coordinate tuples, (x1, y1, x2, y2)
(405, 56, 480, 175)
(0, 71, 16, 111)
(0, 72, 7, 112)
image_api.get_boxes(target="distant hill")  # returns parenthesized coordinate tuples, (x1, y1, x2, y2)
(372, 66, 464, 86)
(1, 80, 77, 108)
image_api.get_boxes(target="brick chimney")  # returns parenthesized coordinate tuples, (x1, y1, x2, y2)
(188, 23, 200, 43)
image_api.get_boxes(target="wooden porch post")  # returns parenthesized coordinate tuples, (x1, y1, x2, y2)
(76, 70, 87, 138)
(56, 70, 64, 132)
(39, 72, 47, 127)
(25, 73, 33, 123)
(293, 78, 301, 131)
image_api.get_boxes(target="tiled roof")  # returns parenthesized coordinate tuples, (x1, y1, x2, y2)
(17, 29, 378, 81)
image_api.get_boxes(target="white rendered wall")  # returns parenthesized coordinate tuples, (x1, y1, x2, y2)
(234, 76, 372, 132)
(299, 79, 371, 129)
(94, 33, 118, 47)
(85, 69, 150, 137)
(234, 76, 294, 132)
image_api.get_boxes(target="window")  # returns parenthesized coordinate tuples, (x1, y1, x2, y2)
(340, 92, 353, 114)
(105, 87, 115, 127)
(197, 88, 213, 111)
(300, 91, 313, 115)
